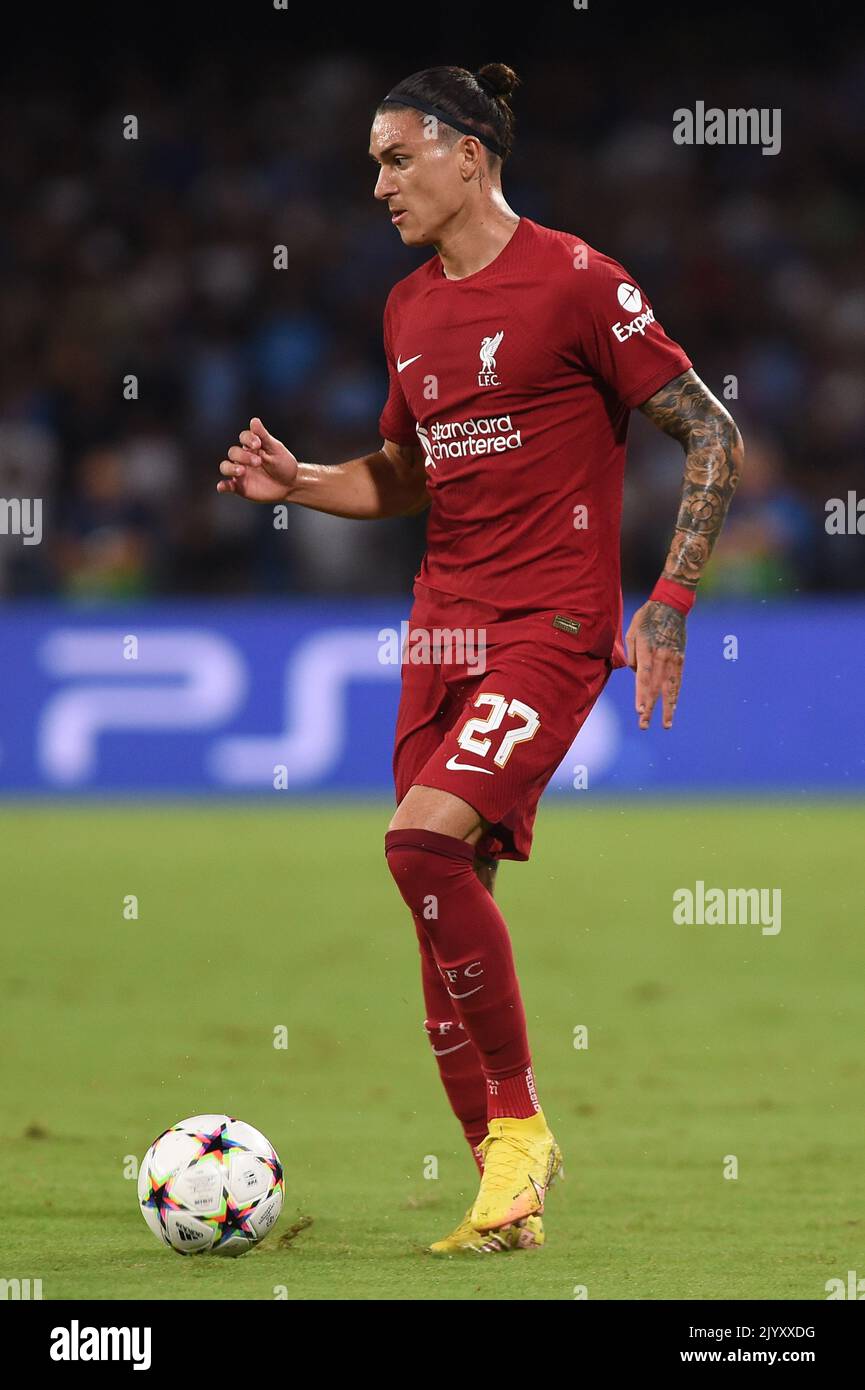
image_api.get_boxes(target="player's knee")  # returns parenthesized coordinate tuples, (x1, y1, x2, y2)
(384, 839, 430, 911)
(384, 841, 451, 919)
(384, 828, 475, 915)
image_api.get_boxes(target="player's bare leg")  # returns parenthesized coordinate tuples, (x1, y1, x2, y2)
(386, 786, 562, 1247)
(388, 783, 485, 840)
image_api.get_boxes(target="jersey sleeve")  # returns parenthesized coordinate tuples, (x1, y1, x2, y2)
(377, 292, 418, 445)
(571, 249, 692, 408)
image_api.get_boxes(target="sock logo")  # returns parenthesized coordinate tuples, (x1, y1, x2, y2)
(440, 960, 484, 999)
(424, 1019, 471, 1056)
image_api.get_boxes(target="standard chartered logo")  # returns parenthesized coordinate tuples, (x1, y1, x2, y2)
(417, 415, 523, 464)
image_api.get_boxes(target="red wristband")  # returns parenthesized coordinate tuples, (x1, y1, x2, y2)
(649, 577, 696, 615)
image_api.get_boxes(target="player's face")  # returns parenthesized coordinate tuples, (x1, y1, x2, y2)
(369, 111, 469, 246)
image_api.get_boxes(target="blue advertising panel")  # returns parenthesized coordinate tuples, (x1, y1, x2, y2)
(0, 600, 861, 794)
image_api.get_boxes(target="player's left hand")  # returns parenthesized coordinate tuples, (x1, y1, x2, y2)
(625, 600, 687, 730)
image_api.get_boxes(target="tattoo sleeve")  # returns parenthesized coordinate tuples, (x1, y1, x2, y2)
(639, 369, 743, 589)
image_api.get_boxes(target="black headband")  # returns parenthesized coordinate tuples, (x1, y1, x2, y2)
(380, 90, 507, 160)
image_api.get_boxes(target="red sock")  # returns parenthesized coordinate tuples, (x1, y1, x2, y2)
(417, 921, 488, 1167)
(386, 828, 540, 1123)
(486, 1065, 539, 1121)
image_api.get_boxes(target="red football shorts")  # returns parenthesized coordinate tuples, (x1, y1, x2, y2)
(392, 585, 620, 861)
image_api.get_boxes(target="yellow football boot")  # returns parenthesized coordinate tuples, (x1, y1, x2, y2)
(428, 1205, 545, 1255)
(471, 1111, 563, 1232)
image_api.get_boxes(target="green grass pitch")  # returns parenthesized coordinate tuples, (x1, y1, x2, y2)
(1, 799, 862, 1301)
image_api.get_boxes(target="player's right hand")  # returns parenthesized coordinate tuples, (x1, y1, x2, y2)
(217, 417, 298, 502)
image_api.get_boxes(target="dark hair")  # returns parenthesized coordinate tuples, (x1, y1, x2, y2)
(377, 63, 520, 165)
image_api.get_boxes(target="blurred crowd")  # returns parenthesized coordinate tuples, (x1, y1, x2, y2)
(1, 45, 863, 601)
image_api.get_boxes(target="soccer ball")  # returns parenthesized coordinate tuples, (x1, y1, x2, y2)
(138, 1114, 284, 1256)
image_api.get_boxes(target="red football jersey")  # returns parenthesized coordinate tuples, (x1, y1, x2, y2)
(378, 216, 692, 663)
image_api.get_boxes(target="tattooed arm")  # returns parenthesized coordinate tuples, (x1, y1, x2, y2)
(624, 368, 743, 730)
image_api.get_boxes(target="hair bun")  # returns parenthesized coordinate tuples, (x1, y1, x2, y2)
(475, 63, 520, 102)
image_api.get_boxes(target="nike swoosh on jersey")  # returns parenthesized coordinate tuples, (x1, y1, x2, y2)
(445, 755, 494, 775)
(447, 985, 484, 999)
(396, 353, 422, 373)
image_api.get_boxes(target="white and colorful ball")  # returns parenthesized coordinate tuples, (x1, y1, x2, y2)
(138, 1114, 284, 1256)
